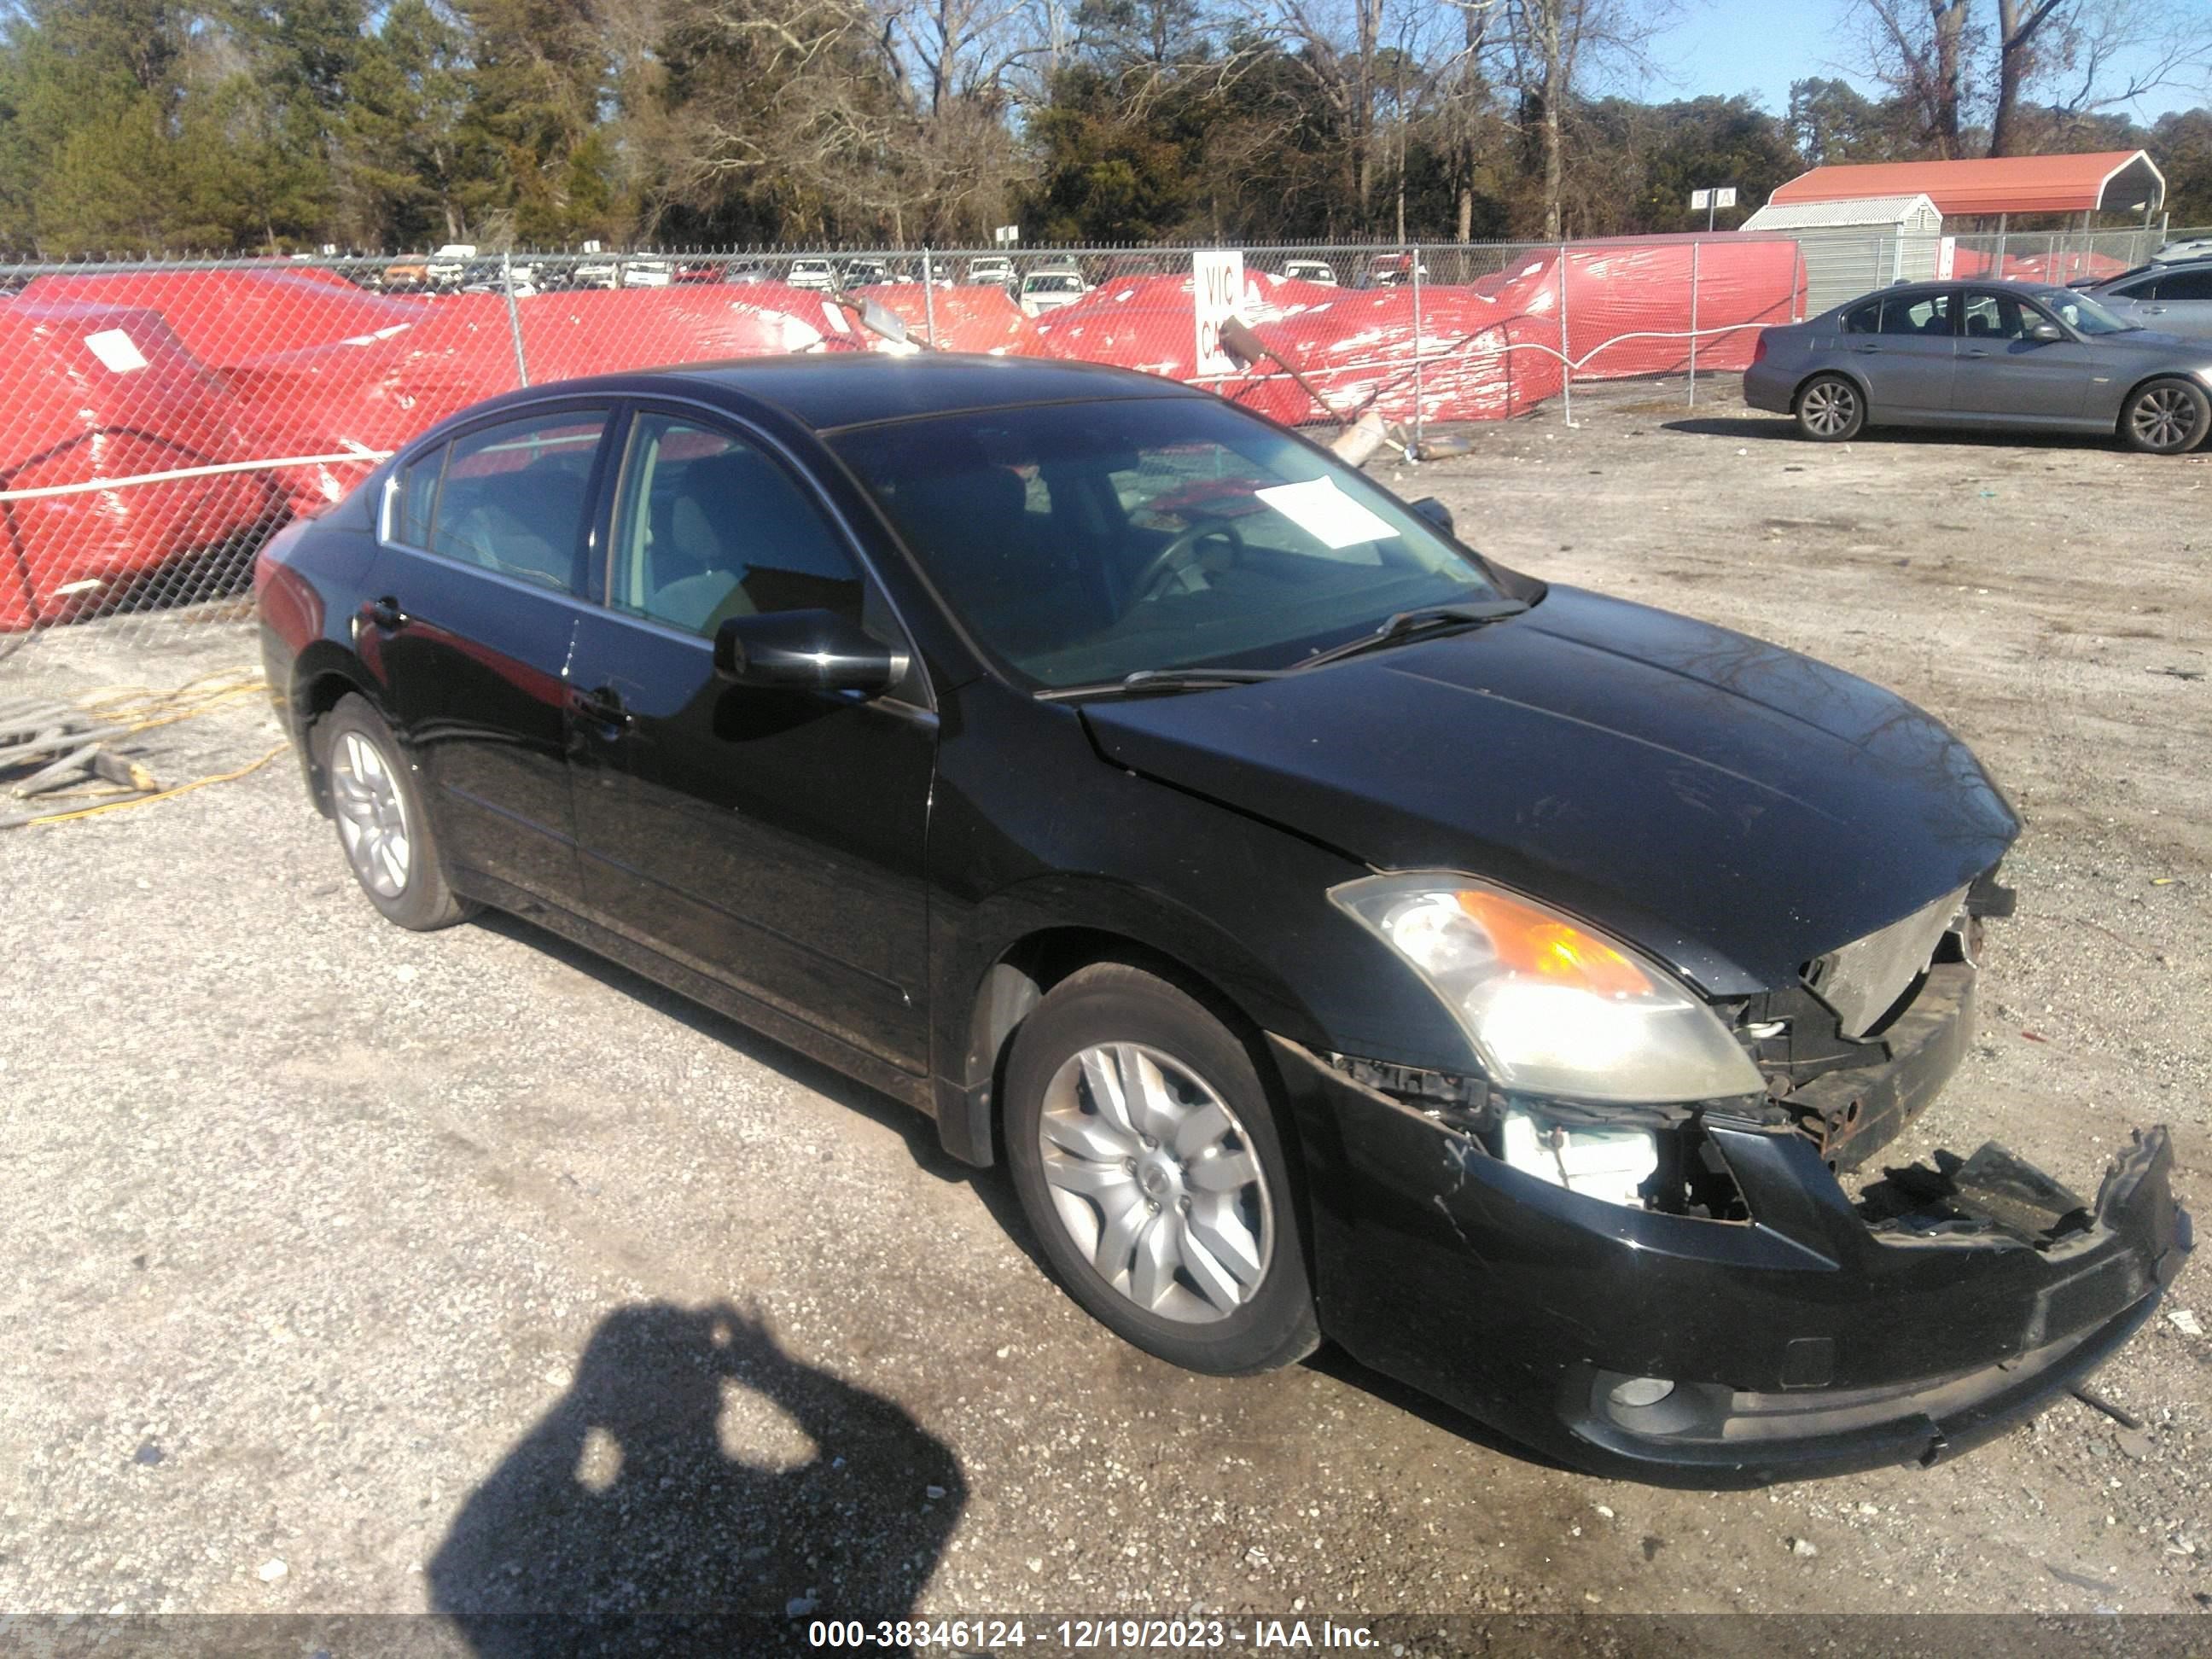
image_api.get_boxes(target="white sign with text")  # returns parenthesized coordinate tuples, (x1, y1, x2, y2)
(1193, 250, 1245, 377)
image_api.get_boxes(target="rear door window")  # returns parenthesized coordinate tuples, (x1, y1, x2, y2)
(427, 410, 610, 594)
(2153, 270, 2212, 301)
(1878, 292, 1953, 336)
(1839, 300, 1881, 334)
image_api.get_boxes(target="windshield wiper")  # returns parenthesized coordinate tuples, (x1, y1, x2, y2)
(1291, 602, 1528, 672)
(1036, 667, 1286, 701)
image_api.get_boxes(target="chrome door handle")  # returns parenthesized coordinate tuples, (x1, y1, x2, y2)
(1963, 347, 1991, 358)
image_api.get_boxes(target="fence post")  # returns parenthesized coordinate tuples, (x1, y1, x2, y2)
(1687, 239, 1700, 410)
(1409, 242, 1424, 456)
(922, 247, 938, 347)
(1559, 242, 1574, 428)
(501, 247, 529, 387)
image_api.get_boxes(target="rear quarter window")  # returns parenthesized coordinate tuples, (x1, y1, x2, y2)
(390, 447, 445, 546)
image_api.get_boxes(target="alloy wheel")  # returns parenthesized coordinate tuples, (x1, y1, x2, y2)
(331, 731, 413, 899)
(2131, 385, 2202, 452)
(1037, 1042, 1273, 1324)
(1801, 381, 1857, 437)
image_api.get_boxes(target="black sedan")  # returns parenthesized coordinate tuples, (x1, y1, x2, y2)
(1744, 278, 2212, 453)
(256, 354, 2186, 1485)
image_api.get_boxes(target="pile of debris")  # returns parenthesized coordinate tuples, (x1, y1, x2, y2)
(0, 697, 159, 828)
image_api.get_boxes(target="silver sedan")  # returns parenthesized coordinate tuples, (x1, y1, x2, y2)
(1743, 280, 2212, 455)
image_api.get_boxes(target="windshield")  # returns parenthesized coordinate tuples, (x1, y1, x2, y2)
(831, 398, 1507, 688)
(2038, 288, 2139, 334)
(1026, 274, 1083, 293)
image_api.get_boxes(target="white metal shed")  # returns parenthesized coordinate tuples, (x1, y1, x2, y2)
(1738, 194, 1944, 317)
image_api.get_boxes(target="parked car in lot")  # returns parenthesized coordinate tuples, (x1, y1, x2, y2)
(423, 244, 478, 289)
(258, 353, 2185, 1486)
(841, 258, 890, 288)
(2152, 236, 2212, 265)
(965, 256, 1015, 287)
(380, 254, 432, 293)
(787, 258, 837, 290)
(1357, 253, 1428, 288)
(457, 258, 540, 297)
(1018, 266, 1091, 316)
(1280, 259, 1339, 286)
(568, 254, 623, 290)
(2078, 259, 2212, 339)
(1745, 279, 2212, 454)
(620, 257, 676, 288)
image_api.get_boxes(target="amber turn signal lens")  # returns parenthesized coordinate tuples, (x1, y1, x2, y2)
(1455, 890, 1653, 998)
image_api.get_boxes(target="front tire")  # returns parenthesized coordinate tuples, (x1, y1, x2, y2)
(1003, 963, 1318, 1377)
(2121, 377, 2210, 455)
(1795, 373, 1865, 442)
(314, 694, 474, 931)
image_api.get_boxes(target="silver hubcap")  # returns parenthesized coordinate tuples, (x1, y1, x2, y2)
(330, 731, 412, 899)
(2133, 387, 2199, 451)
(1038, 1043, 1272, 1324)
(1802, 381, 1855, 436)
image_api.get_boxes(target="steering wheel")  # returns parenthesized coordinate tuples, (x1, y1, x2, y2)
(1132, 519, 1247, 602)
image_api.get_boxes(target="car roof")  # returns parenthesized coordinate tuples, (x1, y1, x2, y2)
(496, 352, 1208, 434)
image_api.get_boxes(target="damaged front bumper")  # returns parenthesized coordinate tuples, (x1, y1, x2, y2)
(1269, 1032, 2190, 1486)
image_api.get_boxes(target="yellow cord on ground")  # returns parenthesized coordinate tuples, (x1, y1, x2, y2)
(74, 671, 269, 735)
(25, 742, 288, 826)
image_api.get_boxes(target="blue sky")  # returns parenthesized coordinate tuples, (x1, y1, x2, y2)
(1654, 0, 2205, 123)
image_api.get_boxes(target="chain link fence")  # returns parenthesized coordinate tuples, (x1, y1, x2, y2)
(0, 224, 2200, 663)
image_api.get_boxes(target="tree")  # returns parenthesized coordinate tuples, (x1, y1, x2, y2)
(1785, 76, 1918, 166)
(454, 0, 620, 243)
(1499, 0, 1672, 238)
(340, 0, 492, 247)
(1849, 0, 2212, 160)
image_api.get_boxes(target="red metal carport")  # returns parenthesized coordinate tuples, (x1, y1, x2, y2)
(1767, 152, 2166, 220)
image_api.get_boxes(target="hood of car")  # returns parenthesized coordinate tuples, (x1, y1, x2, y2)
(2099, 327, 2206, 354)
(1079, 585, 2019, 996)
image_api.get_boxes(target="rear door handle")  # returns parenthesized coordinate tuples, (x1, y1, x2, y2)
(1963, 347, 1991, 358)
(1853, 344, 1882, 353)
(2142, 306, 2167, 315)
(571, 684, 630, 729)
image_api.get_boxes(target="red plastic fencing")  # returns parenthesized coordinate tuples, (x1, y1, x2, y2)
(0, 237, 1809, 646)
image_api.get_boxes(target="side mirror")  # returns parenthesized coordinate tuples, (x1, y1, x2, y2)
(713, 609, 898, 696)
(1409, 495, 1455, 536)
(2029, 319, 2066, 342)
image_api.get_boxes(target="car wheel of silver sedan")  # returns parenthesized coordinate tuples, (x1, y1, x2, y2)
(2121, 377, 2211, 455)
(1004, 963, 1318, 1376)
(1795, 374, 1865, 442)
(315, 693, 475, 931)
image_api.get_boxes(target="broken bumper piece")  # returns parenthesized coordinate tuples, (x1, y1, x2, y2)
(1268, 1037, 2190, 1487)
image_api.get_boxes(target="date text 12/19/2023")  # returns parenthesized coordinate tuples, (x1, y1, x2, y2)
(806, 1617, 1381, 1649)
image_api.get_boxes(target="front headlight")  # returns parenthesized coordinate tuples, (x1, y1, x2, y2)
(1330, 874, 1765, 1104)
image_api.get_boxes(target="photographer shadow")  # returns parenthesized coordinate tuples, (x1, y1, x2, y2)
(428, 1301, 965, 1653)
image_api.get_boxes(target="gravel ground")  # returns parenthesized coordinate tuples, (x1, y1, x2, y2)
(1, 379, 2206, 1644)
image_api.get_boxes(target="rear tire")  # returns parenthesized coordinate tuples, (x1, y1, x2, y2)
(314, 694, 474, 931)
(1003, 963, 1319, 1377)
(1795, 373, 1865, 442)
(2120, 377, 2210, 455)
